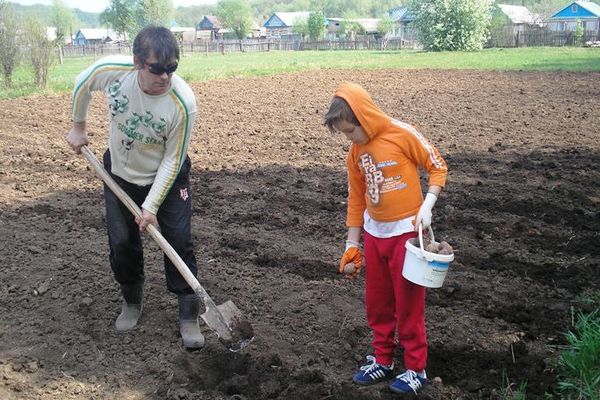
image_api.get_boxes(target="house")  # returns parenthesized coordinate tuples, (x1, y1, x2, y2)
(326, 17, 381, 39)
(196, 15, 225, 41)
(73, 29, 125, 46)
(46, 27, 71, 45)
(549, 1, 600, 32)
(388, 6, 416, 39)
(494, 4, 541, 33)
(263, 11, 311, 38)
(171, 27, 197, 43)
(494, 4, 540, 33)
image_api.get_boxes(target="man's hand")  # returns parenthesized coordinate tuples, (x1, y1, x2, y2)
(66, 122, 89, 154)
(136, 208, 158, 232)
(414, 192, 438, 232)
(339, 240, 362, 278)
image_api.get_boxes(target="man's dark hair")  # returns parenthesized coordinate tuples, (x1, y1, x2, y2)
(324, 96, 360, 133)
(133, 25, 179, 66)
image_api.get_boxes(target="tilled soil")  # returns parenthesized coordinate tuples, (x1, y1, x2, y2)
(0, 68, 599, 400)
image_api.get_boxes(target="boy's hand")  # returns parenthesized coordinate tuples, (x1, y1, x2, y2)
(415, 192, 438, 231)
(339, 240, 362, 278)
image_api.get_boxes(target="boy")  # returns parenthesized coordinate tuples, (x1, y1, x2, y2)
(324, 82, 447, 395)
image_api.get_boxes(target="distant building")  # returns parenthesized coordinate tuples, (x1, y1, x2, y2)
(326, 17, 380, 39)
(196, 15, 225, 41)
(263, 11, 311, 38)
(388, 6, 416, 39)
(549, 1, 600, 32)
(73, 29, 125, 46)
(171, 27, 197, 43)
(494, 4, 542, 34)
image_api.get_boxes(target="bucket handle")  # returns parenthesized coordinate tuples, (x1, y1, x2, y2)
(417, 223, 435, 254)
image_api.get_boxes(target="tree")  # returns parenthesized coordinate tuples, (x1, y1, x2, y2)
(24, 16, 54, 88)
(136, 0, 173, 27)
(50, 0, 74, 46)
(307, 10, 325, 40)
(377, 14, 394, 38)
(215, 0, 253, 41)
(377, 14, 394, 49)
(100, 0, 136, 42)
(407, 0, 493, 51)
(0, 0, 21, 87)
(292, 18, 309, 39)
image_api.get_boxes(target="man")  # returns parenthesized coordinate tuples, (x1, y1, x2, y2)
(66, 26, 203, 349)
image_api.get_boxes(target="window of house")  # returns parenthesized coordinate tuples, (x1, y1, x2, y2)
(571, 4, 577, 13)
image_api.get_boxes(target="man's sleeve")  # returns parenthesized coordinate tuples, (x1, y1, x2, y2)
(72, 58, 131, 122)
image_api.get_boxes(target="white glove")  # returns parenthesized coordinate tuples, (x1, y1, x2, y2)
(414, 192, 437, 231)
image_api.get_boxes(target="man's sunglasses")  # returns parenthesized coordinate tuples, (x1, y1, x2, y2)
(145, 61, 178, 76)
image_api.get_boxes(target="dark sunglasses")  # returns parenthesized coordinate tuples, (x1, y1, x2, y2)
(144, 61, 178, 75)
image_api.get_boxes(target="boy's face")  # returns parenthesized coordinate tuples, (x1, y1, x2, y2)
(335, 120, 369, 145)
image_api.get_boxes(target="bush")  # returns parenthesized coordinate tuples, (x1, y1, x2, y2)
(0, 1, 21, 87)
(407, 0, 493, 51)
(24, 16, 55, 88)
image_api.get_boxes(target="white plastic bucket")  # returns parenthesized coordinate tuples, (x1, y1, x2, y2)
(402, 225, 454, 288)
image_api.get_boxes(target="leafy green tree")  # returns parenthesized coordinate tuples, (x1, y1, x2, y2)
(408, 0, 493, 51)
(215, 0, 254, 40)
(292, 18, 309, 38)
(50, 0, 74, 45)
(136, 0, 173, 27)
(24, 16, 54, 88)
(307, 10, 325, 40)
(0, 0, 21, 87)
(100, 0, 136, 41)
(377, 14, 394, 37)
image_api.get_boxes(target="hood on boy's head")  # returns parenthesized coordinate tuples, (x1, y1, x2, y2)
(334, 82, 391, 140)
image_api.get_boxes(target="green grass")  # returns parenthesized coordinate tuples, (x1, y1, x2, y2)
(1, 47, 599, 99)
(557, 304, 600, 399)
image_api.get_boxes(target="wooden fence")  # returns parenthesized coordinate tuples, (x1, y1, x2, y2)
(60, 37, 420, 58)
(60, 26, 600, 58)
(488, 26, 600, 48)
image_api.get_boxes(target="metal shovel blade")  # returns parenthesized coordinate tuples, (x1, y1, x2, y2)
(201, 300, 254, 352)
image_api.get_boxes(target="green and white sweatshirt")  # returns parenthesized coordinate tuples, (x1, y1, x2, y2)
(72, 55, 197, 214)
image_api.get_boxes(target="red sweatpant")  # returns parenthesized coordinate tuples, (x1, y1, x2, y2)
(364, 231, 427, 371)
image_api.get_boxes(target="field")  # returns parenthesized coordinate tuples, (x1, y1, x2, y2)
(0, 52, 599, 399)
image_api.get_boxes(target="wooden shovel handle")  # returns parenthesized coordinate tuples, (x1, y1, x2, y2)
(80, 145, 205, 297)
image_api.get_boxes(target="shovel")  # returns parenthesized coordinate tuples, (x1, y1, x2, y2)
(80, 145, 254, 351)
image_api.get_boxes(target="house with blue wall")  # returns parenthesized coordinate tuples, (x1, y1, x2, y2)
(263, 12, 311, 39)
(549, 1, 600, 32)
(73, 29, 125, 46)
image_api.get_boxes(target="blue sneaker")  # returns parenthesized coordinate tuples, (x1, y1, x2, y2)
(352, 355, 394, 385)
(389, 369, 427, 394)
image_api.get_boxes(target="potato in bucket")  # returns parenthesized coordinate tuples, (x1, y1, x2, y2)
(403, 225, 454, 288)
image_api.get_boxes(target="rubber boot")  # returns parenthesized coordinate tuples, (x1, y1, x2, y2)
(178, 294, 205, 349)
(115, 283, 143, 332)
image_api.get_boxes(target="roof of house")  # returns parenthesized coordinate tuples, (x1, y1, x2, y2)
(497, 4, 536, 24)
(197, 15, 222, 30)
(76, 28, 123, 41)
(551, 1, 600, 19)
(326, 17, 381, 33)
(263, 12, 311, 28)
(388, 6, 416, 22)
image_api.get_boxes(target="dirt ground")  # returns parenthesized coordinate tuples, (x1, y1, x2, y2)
(0, 68, 599, 400)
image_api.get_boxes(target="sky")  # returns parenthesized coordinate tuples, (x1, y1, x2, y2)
(10, 0, 217, 14)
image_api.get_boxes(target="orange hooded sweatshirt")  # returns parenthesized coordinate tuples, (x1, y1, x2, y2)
(335, 83, 448, 227)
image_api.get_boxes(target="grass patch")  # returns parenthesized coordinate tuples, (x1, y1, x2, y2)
(556, 295, 600, 399)
(1, 47, 599, 99)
